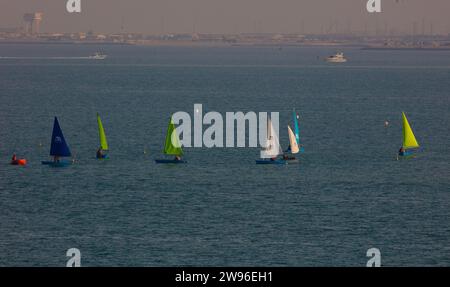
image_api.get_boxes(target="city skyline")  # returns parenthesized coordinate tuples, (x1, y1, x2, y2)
(1, 0, 450, 35)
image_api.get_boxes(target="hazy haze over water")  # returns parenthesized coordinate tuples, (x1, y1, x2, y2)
(1, 0, 450, 35)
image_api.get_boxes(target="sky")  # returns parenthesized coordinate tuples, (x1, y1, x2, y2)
(1, 0, 450, 35)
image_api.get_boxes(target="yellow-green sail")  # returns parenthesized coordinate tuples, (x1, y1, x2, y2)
(402, 112, 419, 149)
(164, 118, 183, 156)
(97, 113, 109, 150)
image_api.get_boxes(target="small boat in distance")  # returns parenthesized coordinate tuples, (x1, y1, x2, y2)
(96, 113, 109, 159)
(256, 117, 286, 165)
(89, 52, 107, 60)
(398, 112, 419, 159)
(290, 109, 304, 153)
(282, 126, 300, 163)
(10, 154, 27, 166)
(155, 117, 187, 164)
(42, 117, 73, 167)
(282, 109, 303, 163)
(326, 52, 347, 63)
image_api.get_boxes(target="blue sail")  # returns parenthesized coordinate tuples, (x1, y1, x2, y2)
(50, 117, 71, 157)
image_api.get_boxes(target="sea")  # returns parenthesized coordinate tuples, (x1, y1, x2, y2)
(0, 43, 449, 266)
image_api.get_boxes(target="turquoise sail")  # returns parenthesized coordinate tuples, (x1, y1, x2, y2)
(292, 109, 304, 153)
(293, 110, 300, 144)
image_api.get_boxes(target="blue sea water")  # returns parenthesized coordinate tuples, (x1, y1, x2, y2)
(0, 44, 449, 266)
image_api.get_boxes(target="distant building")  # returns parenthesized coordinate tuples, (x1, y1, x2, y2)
(23, 12, 43, 34)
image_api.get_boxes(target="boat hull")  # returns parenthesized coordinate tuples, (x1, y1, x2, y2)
(398, 148, 418, 157)
(326, 59, 347, 63)
(155, 159, 187, 164)
(397, 149, 417, 160)
(96, 154, 109, 159)
(256, 159, 287, 165)
(41, 160, 72, 167)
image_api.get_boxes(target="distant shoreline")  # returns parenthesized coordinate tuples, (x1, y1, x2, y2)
(0, 40, 364, 49)
(362, 47, 450, 51)
(0, 40, 133, 46)
(1, 40, 450, 51)
(0, 40, 360, 48)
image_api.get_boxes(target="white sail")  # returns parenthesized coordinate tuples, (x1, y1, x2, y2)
(260, 118, 282, 158)
(288, 125, 299, 154)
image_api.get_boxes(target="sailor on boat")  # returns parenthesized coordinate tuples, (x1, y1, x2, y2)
(283, 144, 297, 160)
(96, 148, 105, 159)
(10, 154, 27, 166)
(282, 154, 296, 161)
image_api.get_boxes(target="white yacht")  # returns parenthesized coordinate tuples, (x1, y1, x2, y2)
(326, 52, 347, 63)
(89, 52, 107, 60)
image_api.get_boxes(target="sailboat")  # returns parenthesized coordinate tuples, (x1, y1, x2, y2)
(285, 109, 304, 155)
(155, 117, 187, 164)
(282, 125, 300, 163)
(96, 113, 109, 159)
(398, 112, 419, 158)
(42, 117, 73, 167)
(256, 117, 286, 164)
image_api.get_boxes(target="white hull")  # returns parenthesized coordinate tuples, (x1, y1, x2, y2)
(326, 52, 347, 63)
(89, 56, 107, 60)
(89, 53, 107, 60)
(326, 58, 347, 63)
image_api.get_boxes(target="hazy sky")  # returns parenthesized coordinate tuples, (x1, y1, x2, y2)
(1, 0, 450, 35)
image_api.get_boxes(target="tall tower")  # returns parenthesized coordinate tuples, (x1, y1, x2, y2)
(23, 13, 43, 35)
(23, 13, 34, 34)
(32, 13, 43, 34)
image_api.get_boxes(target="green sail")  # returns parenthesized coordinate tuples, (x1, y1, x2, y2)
(97, 113, 109, 150)
(164, 118, 183, 156)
